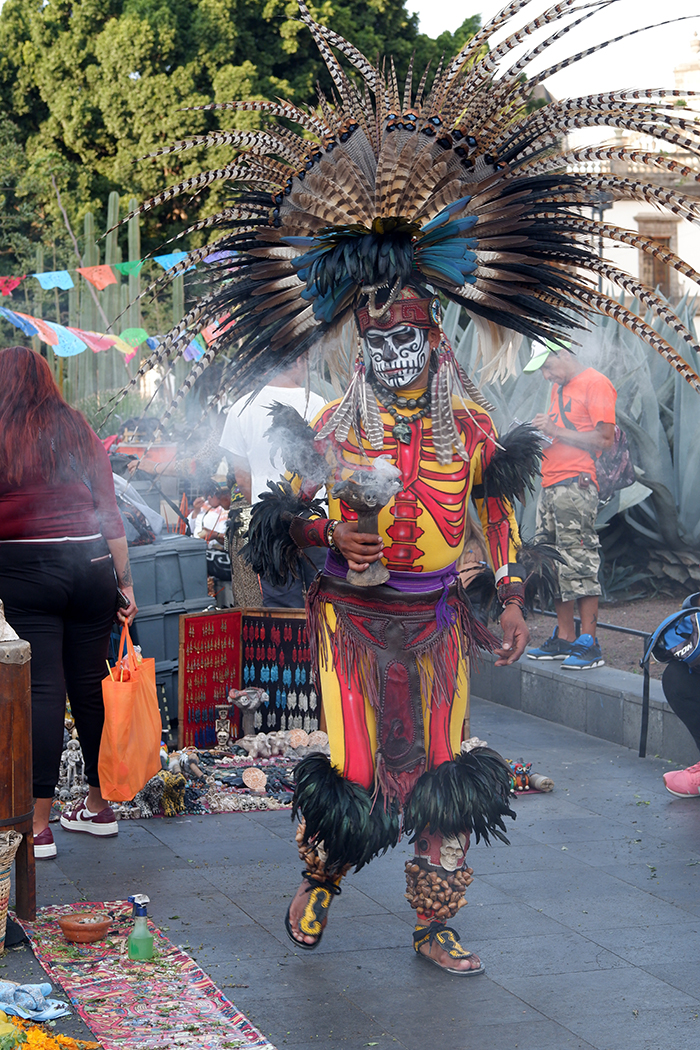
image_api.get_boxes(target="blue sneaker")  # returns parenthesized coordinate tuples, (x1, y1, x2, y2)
(527, 628, 573, 661)
(561, 634, 604, 670)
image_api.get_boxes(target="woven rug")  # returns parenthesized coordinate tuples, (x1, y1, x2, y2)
(18, 900, 277, 1050)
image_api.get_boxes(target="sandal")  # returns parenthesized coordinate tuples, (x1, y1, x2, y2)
(284, 871, 342, 951)
(413, 922, 485, 976)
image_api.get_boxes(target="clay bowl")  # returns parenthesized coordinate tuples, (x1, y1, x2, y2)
(57, 912, 111, 943)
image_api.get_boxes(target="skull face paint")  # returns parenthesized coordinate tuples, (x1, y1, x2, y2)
(364, 324, 429, 389)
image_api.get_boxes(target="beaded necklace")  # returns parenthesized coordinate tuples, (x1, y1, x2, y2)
(370, 379, 431, 444)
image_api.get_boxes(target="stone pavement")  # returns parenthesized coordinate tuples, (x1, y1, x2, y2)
(5, 695, 700, 1050)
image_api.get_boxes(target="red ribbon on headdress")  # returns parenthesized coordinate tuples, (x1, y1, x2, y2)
(355, 288, 439, 334)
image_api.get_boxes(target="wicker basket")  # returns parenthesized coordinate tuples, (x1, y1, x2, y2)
(0, 830, 23, 952)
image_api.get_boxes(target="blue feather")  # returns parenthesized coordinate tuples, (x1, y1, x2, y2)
(417, 216, 479, 248)
(419, 260, 472, 285)
(283, 236, 317, 248)
(312, 276, 355, 322)
(420, 196, 474, 234)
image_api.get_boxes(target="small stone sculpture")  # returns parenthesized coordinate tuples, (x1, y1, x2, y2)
(229, 687, 269, 737)
(215, 705, 232, 748)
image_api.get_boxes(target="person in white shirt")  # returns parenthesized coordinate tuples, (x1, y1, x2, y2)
(220, 357, 325, 606)
(187, 495, 208, 537)
(196, 486, 231, 546)
(220, 359, 325, 504)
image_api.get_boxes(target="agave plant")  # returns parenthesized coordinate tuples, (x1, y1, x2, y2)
(444, 298, 700, 596)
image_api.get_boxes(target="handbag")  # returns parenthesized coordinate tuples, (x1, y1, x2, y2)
(98, 623, 162, 801)
(557, 387, 635, 504)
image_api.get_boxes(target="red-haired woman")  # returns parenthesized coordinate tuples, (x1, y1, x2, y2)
(0, 346, 138, 858)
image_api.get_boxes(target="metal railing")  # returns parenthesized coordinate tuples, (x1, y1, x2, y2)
(535, 609, 653, 758)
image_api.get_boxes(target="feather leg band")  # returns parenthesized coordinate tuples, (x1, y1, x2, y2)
(403, 748, 516, 845)
(292, 753, 400, 873)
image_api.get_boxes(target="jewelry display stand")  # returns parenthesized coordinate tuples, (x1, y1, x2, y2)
(178, 607, 317, 747)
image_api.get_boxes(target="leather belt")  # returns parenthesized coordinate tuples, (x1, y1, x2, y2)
(317, 573, 456, 607)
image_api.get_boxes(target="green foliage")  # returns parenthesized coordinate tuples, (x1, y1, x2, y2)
(0, 0, 482, 273)
(0, 112, 46, 271)
(77, 387, 159, 435)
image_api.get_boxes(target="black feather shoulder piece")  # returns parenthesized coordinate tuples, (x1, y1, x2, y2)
(403, 747, 516, 846)
(483, 424, 543, 505)
(292, 754, 400, 873)
(242, 480, 326, 587)
(266, 402, 329, 486)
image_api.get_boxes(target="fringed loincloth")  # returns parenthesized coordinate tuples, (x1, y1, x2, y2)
(306, 574, 498, 805)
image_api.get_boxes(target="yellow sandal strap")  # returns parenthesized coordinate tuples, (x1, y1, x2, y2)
(413, 922, 471, 959)
(299, 884, 334, 938)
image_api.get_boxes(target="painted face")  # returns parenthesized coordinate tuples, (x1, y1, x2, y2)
(364, 324, 429, 389)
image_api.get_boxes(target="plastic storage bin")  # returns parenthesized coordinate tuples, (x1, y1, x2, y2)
(155, 659, 179, 721)
(135, 596, 211, 663)
(129, 536, 208, 606)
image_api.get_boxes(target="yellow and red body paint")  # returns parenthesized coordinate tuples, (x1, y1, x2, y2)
(305, 392, 523, 791)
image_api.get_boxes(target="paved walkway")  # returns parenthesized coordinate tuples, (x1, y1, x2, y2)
(6, 696, 700, 1050)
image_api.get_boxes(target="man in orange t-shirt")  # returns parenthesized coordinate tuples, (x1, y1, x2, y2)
(524, 343, 616, 669)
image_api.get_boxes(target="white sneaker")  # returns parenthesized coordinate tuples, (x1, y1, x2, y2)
(60, 799, 118, 836)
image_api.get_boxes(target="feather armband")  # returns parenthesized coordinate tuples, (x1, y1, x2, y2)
(242, 480, 326, 586)
(517, 540, 566, 611)
(483, 424, 542, 505)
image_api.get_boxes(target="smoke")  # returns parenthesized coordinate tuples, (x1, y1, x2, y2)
(265, 403, 330, 490)
(269, 425, 330, 489)
(332, 455, 403, 509)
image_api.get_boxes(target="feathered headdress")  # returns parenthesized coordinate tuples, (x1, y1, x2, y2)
(112, 0, 700, 436)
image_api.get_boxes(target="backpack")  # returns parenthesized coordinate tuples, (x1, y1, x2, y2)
(594, 425, 636, 505)
(557, 388, 635, 504)
(642, 593, 700, 673)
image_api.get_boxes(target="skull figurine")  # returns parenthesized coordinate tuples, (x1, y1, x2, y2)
(414, 829, 469, 871)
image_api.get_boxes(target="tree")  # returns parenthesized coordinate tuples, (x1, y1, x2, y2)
(0, 0, 482, 271)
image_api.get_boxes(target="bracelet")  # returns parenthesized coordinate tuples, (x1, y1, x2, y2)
(325, 519, 342, 554)
(497, 580, 526, 608)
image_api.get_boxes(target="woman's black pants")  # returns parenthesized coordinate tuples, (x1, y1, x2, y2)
(0, 539, 117, 798)
(662, 660, 700, 754)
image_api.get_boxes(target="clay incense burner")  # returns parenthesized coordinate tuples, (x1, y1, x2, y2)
(332, 459, 402, 587)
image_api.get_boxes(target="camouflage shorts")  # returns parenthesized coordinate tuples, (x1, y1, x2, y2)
(535, 482, 602, 602)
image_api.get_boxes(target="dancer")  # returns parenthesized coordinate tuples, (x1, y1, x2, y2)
(246, 285, 537, 974)
(110, 0, 700, 971)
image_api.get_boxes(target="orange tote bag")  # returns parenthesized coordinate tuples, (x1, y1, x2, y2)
(98, 623, 162, 801)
